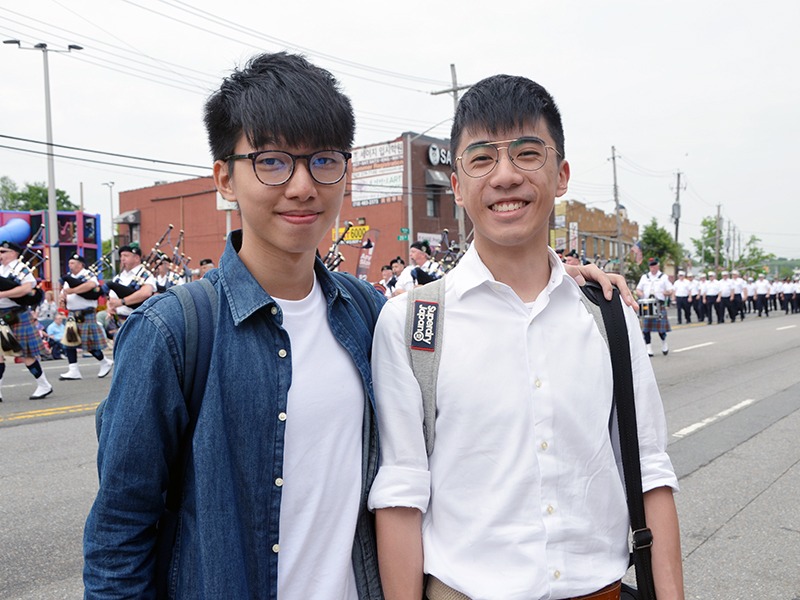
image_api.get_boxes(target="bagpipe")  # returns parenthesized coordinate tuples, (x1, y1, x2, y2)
(432, 228, 465, 274)
(60, 250, 116, 301)
(0, 225, 47, 307)
(322, 221, 351, 271)
(145, 226, 192, 291)
(106, 264, 154, 310)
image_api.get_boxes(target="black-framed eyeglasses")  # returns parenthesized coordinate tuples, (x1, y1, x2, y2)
(223, 150, 352, 186)
(455, 137, 561, 178)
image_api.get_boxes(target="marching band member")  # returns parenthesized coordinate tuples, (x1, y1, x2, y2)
(0, 240, 52, 400)
(719, 271, 734, 323)
(703, 271, 723, 324)
(673, 270, 692, 324)
(636, 257, 674, 356)
(408, 240, 444, 284)
(106, 245, 156, 323)
(58, 253, 114, 380)
(755, 273, 771, 317)
(731, 270, 746, 321)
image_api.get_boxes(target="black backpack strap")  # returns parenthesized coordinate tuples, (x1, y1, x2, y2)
(155, 279, 217, 598)
(580, 281, 656, 600)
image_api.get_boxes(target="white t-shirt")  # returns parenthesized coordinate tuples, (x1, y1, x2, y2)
(273, 275, 363, 600)
(109, 264, 156, 317)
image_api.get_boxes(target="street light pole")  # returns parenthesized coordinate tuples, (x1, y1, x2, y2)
(103, 182, 116, 277)
(4, 39, 83, 293)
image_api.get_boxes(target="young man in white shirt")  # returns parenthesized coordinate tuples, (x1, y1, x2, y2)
(369, 75, 683, 600)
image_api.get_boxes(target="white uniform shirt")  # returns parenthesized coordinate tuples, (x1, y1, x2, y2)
(64, 268, 99, 311)
(0, 259, 36, 309)
(719, 277, 734, 297)
(636, 270, 673, 301)
(705, 278, 721, 298)
(755, 278, 771, 295)
(394, 265, 417, 293)
(689, 278, 702, 297)
(368, 246, 677, 600)
(746, 282, 757, 297)
(673, 277, 691, 297)
(732, 277, 746, 295)
(109, 264, 156, 317)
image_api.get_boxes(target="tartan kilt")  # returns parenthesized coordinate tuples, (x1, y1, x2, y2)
(72, 311, 107, 351)
(3, 308, 46, 357)
(641, 305, 671, 334)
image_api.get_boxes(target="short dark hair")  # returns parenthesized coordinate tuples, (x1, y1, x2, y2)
(204, 52, 355, 162)
(450, 74, 565, 168)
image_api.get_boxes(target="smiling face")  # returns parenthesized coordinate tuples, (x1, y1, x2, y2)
(215, 135, 347, 265)
(451, 122, 569, 258)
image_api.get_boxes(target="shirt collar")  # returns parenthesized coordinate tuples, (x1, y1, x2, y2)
(451, 244, 570, 301)
(217, 230, 343, 326)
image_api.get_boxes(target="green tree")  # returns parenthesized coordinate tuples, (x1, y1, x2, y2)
(0, 177, 78, 211)
(735, 235, 775, 276)
(627, 218, 681, 280)
(690, 216, 720, 269)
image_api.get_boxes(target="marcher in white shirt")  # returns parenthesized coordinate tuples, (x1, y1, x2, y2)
(693, 273, 707, 321)
(409, 240, 444, 284)
(636, 257, 674, 356)
(703, 271, 723, 324)
(731, 270, 746, 321)
(105, 245, 156, 322)
(719, 271, 734, 323)
(746, 277, 757, 313)
(672, 270, 692, 325)
(369, 75, 683, 600)
(754, 273, 771, 317)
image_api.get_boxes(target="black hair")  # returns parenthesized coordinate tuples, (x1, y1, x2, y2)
(204, 52, 355, 162)
(450, 74, 565, 168)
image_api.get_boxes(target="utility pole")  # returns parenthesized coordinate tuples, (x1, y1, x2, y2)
(611, 146, 623, 274)
(432, 64, 471, 252)
(672, 171, 685, 244)
(715, 204, 721, 270)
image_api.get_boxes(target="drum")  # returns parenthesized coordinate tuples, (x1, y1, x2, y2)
(638, 298, 657, 318)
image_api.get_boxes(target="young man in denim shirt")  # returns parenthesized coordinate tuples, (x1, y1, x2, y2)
(83, 53, 385, 600)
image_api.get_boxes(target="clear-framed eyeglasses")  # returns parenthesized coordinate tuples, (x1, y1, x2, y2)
(223, 150, 352, 186)
(455, 137, 561, 178)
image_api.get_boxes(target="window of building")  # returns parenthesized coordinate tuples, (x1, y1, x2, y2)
(427, 188, 439, 218)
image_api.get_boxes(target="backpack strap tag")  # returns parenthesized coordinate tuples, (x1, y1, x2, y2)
(410, 300, 439, 352)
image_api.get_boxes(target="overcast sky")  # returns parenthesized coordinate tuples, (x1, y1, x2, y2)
(1, 0, 798, 260)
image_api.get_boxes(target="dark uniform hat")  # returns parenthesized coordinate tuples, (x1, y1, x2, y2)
(118, 244, 142, 256)
(648, 257, 660, 266)
(69, 252, 87, 265)
(0, 240, 22, 253)
(199, 258, 214, 266)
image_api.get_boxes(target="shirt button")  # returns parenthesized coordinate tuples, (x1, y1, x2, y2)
(278, 349, 287, 358)
(547, 505, 554, 514)
(535, 379, 542, 388)
(541, 441, 548, 451)
(278, 412, 287, 421)
(554, 570, 561, 579)
(275, 478, 283, 487)
(272, 544, 280, 553)
(271, 306, 278, 315)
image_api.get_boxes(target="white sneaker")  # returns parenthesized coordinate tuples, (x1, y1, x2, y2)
(60, 364, 82, 380)
(97, 357, 114, 379)
(30, 376, 53, 400)
(646, 343, 654, 357)
(661, 339, 669, 355)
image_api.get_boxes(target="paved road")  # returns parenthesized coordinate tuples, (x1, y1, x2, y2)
(1, 310, 799, 599)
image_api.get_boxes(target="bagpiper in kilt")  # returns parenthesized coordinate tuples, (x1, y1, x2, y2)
(641, 303, 672, 335)
(0, 240, 53, 400)
(636, 257, 674, 357)
(59, 253, 114, 380)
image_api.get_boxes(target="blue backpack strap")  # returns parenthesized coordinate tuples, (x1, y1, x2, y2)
(155, 279, 217, 598)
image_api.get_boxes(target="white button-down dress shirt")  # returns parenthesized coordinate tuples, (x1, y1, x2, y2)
(368, 245, 677, 600)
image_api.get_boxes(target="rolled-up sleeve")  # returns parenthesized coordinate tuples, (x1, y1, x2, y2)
(367, 296, 432, 513)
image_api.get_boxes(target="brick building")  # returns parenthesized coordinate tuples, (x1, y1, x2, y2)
(551, 199, 639, 267)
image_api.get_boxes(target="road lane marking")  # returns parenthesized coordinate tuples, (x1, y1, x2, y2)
(672, 341, 715, 353)
(776, 325, 796, 331)
(672, 399, 756, 438)
(0, 402, 101, 423)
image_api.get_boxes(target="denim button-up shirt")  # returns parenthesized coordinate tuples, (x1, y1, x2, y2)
(84, 232, 385, 600)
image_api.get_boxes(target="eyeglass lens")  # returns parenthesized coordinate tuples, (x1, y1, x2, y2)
(253, 151, 347, 185)
(461, 138, 549, 177)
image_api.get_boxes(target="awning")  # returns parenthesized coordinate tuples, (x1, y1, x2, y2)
(425, 169, 451, 187)
(113, 210, 140, 225)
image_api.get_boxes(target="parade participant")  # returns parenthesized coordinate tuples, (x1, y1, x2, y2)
(392, 255, 418, 294)
(408, 240, 444, 284)
(563, 248, 581, 265)
(105, 245, 156, 324)
(673, 270, 692, 324)
(769, 278, 779, 312)
(731, 270, 746, 321)
(0, 241, 52, 400)
(199, 258, 215, 276)
(792, 277, 800, 314)
(369, 74, 682, 600)
(380, 264, 394, 299)
(746, 276, 757, 313)
(754, 273, 770, 317)
(154, 256, 172, 294)
(693, 272, 706, 321)
(719, 271, 734, 323)
(703, 271, 723, 324)
(58, 253, 113, 380)
(636, 257, 674, 356)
